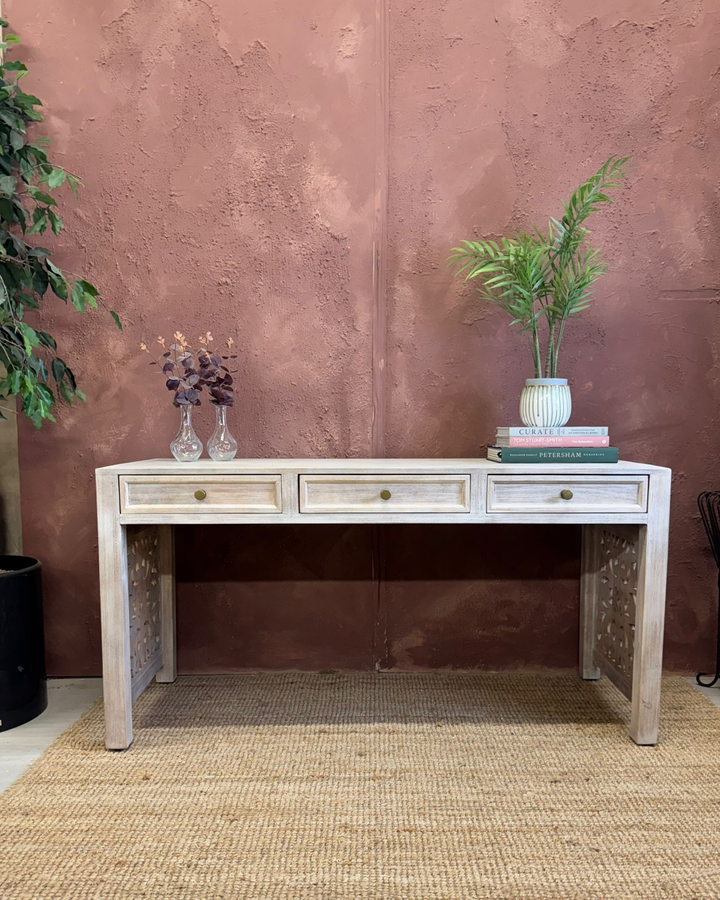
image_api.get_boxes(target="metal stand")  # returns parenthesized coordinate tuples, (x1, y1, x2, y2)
(696, 492, 720, 687)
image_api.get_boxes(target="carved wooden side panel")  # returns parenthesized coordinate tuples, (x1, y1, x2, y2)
(127, 525, 162, 683)
(594, 525, 639, 693)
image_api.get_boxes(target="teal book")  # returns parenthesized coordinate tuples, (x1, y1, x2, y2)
(487, 445, 619, 463)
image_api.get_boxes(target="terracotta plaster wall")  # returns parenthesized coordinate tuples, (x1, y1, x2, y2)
(383, 0, 720, 671)
(8, 0, 720, 674)
(9, 0, 377, 674)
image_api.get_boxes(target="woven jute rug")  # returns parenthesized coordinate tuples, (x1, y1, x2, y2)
(1, 673, 719, 900)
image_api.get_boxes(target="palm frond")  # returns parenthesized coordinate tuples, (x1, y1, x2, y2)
(449, 155, 629, 376)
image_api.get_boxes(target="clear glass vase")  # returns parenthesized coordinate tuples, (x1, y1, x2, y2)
(170, 406, 203, 462)
(208, 405, 238, 461)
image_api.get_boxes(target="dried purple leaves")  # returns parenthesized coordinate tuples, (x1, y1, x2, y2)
(140, 331, 237, 407)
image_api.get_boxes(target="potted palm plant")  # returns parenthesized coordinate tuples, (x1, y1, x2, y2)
(450, 156, 629, 427)
(0, 24, 119, 730)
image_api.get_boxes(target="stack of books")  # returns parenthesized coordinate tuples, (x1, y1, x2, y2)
(487, 427, 618, 463)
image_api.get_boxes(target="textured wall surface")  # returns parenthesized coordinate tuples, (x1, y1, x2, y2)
(7, 0, 720, 674)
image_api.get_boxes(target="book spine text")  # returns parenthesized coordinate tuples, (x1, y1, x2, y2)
(503, 436, 610, 448)
(498, 427, 608, 437)
(494, 447, 619, 463)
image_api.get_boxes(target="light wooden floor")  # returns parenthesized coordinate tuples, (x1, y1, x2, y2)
(0, 678, 102, 793)
(0, 676, 717, 795)
(693, 679, 720, 709)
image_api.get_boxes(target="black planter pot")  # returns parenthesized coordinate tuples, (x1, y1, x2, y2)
(0, 555, 47, 731)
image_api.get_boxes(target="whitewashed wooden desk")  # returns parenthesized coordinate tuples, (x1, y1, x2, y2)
(96, 458, 671, 749)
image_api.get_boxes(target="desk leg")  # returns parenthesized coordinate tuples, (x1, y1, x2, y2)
(97, 472, 133, 750)
(156, 525, 177, 684)
(630, 475, 671, 745)
(579, 524, 601, 680)
(580, 473, 671, 745)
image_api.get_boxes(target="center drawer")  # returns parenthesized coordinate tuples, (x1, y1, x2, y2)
(120, 475, 283, 514)
(486, 474, 648, 513)
(299, 474, 471, 514)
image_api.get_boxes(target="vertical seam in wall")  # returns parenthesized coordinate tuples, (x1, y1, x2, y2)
(371, 0, 390, 671)
(371, 0, 389, 459)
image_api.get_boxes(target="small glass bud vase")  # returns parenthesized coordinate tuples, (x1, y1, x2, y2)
(208, 405, 237, 461)
(170, 406, 203, 462)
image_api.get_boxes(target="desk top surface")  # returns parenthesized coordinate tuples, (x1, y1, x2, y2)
(97, 457, 671, 476)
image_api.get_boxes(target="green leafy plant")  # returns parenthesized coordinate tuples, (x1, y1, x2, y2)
(0, 23, 120, 427)
(449, 156, 629, 378)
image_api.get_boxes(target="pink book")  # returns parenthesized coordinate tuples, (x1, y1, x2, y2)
(500, 436, 610, 448)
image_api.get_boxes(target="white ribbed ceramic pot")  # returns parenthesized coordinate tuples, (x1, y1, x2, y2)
(519, 378, 572, 427)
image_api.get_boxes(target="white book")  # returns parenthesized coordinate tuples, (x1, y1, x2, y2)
(496, 426, 608, 437)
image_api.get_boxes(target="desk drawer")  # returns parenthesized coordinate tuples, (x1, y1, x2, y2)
(486, 475, 648, 513)
(299, 474, 471, 514)
(120, 475, 282, 514)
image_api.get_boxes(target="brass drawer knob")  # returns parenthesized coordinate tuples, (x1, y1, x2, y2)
(560, 489, 574, 501)
(380, 489, 392, 501)
(194, 489, 207, 501)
